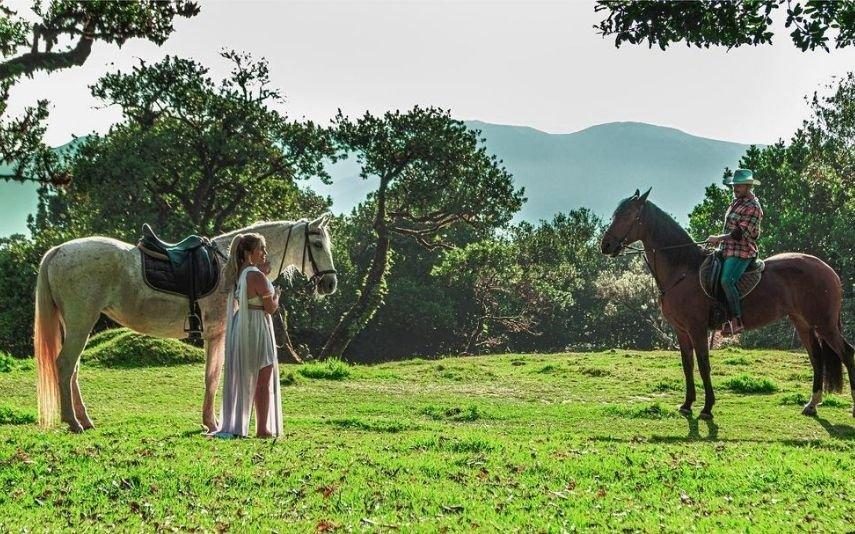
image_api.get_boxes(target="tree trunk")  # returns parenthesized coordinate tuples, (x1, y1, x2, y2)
(319, 176, 392, 359)
(319, 234, 391, 359)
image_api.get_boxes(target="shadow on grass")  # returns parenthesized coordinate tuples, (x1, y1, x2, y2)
(812, 416, 855, 441)
(589, 413, 855, 447)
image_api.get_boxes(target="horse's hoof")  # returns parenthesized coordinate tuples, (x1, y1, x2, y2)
(699, 411, 713, 420)
(203, 420, 218, 433)
(81, 421, 95, 431)
(802, 405, 818, 417)
(678, 406, 692, 415)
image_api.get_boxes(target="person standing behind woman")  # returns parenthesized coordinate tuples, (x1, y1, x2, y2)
(706, 169, 764, 336)
(213, 233, 283, 438)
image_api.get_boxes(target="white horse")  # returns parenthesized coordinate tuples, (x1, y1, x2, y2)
(34, 215, 337, 433)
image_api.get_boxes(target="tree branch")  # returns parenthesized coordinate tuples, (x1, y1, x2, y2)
(0, 20, 95, 81)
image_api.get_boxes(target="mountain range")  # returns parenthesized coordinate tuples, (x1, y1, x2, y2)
(0, 121, 755, 237)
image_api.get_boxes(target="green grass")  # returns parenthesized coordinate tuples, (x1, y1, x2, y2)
(1, 348, 854, 531)
(721, 374, 779, 394)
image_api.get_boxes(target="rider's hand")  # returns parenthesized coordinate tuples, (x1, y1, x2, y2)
(706, 235, 721, 245)
(259, 260, 272, 275)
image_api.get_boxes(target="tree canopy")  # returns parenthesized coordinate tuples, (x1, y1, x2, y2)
(0, 0, 199, 180)
(319, 107, 525, 359)
(595, 0, 855, 51)
(42, 51, 333, 240)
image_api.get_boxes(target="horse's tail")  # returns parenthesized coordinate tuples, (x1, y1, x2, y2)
(819, 336, 844, 393)
(35, 247, 63, 427)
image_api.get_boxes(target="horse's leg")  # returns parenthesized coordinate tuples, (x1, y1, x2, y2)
(690, 327, 715, 420)
(71, 363, 94, 430)
(676, 330, 696, 414)
(202, 332, 225, 432)
(794, 322, 824, 416)
(56, 315, 98, 433)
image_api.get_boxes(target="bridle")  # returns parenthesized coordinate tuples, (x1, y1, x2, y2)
(275, 220, 337, 290)
(604, 202, 706, 297)
(271, 220, 336, 353)
(603, 202, 646, 256)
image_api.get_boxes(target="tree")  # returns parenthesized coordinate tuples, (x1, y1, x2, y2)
(41, 51, 333, 241)
(595, 1, 855, 51)
(0, 0, 199, 181)
(594, 257, 675, 349)
(803, 72, 855, 189)
(433, 239, 538, 354)
(319, 107, 525, 359)
(509, 210, 608, 351)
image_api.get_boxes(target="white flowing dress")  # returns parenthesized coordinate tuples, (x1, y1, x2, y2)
(215, 266, 282, 437)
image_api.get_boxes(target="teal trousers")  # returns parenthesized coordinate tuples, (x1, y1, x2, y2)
(721, 256, 752, 318)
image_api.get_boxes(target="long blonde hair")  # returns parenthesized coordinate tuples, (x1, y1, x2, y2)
(222, 232, 265, 291)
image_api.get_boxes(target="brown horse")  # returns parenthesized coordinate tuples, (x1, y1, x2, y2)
(600, 188, 855, 420)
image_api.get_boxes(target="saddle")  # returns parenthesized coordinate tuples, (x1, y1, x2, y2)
(699, 252, 765, 327)
(137, 224, 225, 346)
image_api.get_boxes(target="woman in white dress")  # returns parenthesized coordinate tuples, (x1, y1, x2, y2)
(213, 233, 283, 438)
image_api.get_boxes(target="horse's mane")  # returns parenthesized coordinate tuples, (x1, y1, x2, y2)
(643, 200, 706, 270)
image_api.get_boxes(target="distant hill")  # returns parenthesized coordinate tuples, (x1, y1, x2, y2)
(310, 121, 755, 226)
(0, 122, 756, 237)
(0, 139, 83, 238)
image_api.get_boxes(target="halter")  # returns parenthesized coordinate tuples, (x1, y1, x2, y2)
(274, 220, 337, 290)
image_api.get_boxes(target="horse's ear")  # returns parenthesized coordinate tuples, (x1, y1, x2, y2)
(639, 187, 652, 202)
(633, 189, 640, 198)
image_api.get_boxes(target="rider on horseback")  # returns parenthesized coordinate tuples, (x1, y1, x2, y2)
(705, 169, 764, 336)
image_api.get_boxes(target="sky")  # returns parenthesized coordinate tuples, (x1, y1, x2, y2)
(2, 1, 854, 237)
(6, 0, 855, 148)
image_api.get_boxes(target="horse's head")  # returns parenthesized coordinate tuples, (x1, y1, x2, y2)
(305, 213, 338, 295)
(600, 188, 651, 257)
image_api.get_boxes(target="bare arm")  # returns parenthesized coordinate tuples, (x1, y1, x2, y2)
(247, 271, 279, 314)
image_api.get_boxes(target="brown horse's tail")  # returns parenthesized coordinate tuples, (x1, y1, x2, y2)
(34, 247, 63, 427)
(819, 336, 844, 393)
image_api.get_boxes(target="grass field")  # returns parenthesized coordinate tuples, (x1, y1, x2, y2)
(1, 348, 854, 531)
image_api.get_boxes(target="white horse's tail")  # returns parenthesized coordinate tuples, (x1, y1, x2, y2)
(35, 247, 63, 427)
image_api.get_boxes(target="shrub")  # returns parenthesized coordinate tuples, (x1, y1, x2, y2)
(280, 371, 298, 386)
(722, 375, 778, 394)
(420, 405, 490, 422)
(0, 352, 34, 372)
(82, 328, 204, 367)
(652, 380, 682, 392)
(604, 402, 677, 419)
(780, 392, 847, 407)
(297, 359, 351, 380)
(329, 418, 413, 433)
(0, 406, 37, 425)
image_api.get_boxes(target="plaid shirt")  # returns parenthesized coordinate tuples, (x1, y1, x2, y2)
(721, 193, 763, 259)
